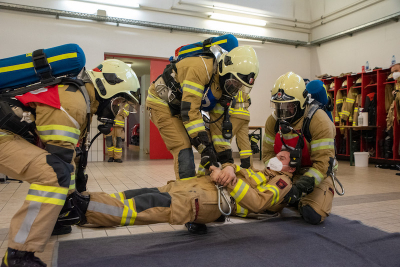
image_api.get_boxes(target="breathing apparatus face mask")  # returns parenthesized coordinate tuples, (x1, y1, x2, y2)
(267, 157, 288, 172)
(271, 101, 298, 120)
(96, 96, 132, 135)
(219, 74, 244, 97)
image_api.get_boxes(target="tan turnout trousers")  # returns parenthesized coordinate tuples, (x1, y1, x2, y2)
(0, 83, 97, 253)
(105, 127, 124, 160)
(85, 165, 292, 227)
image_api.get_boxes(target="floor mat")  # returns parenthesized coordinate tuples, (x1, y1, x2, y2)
(53, 215, 400, 267)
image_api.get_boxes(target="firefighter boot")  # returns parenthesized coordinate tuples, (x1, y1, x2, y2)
(1, 248, 46, 267)
(51, 221, 72, 236)
(108, 157, 114, 162)
(114, 159, 123, 163)
(185, 223, 207, 235)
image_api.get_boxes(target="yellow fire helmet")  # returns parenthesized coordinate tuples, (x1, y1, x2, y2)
(342, 80, 348, 89)
(356, 77, 362, 86)
(270, 72, 306, 120)
(86, 59, 140, 104)
(387, 73, 394, 81)
(330, 82, 335, 90)
(218, 45, 259, 96)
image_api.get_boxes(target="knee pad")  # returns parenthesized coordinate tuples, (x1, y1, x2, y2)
(240, 157, 251, 169)
(178, 148, 196, 178)
(106, 136, 113, 147)
(116, 137, 123, 148)
(300, 205, 322, 225)
(57, 192, 90, 226)
(46, 154, 74, 188)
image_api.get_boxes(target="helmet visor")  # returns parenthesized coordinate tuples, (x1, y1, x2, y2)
(224, 75, 244, 96)
(110, 97, 137, 116)
(270, 101, 298, 120)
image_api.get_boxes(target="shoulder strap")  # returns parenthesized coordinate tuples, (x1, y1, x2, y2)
(302, 102, 321, 143)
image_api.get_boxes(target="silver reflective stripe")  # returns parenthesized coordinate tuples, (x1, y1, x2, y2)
(27, 189, 66, 200)
(311, 141, 334, 149)
(38, 130, 79, 140)
(183, 83, 203, 94)
(264, 133, 274, 145)
(113, 193, 122, 201)
(267, 186, 278, 204)
(123, 208, 134, 226)
(87, 201, 123, 217)
(185, 122, 205, 132)
(232, 182, 246, 200)
(305, 169, 323, 184)
(212, 136, 230, 143)
(251, 171, 265, 184)
(14, 201, 41, 244)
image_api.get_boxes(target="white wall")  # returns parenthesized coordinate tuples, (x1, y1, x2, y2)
(310, 20, 400, 78)
(0, 8, 311, 157)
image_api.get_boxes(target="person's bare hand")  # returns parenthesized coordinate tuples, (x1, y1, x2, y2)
(217, 166, 237, 187)
(209, 165, 222, 183)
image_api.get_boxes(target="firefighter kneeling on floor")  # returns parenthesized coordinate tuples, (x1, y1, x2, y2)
(263, 72, 337, 225)
(46, 151, 295, 236)
(0, 59, 140, 267)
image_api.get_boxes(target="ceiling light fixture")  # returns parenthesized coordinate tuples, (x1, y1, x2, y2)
(207, 5, 269, 18)
(209, 13, 267, 26)
(75, 0, 139, 9)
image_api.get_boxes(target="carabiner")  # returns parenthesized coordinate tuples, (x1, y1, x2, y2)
(331, 173, 345, 196)
(216, 185, 232, 216)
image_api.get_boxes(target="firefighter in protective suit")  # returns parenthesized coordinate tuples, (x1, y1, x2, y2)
(53, 151, 294, 234)
(262, 72, 336, 225)
(229, 89, 253, 169)
(0, 59, 139, 267)
(146, 46, 258, 181)
(105, 102, 130, 163)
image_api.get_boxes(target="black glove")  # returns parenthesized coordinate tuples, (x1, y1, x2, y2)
(200, 146, 218, 170)
(283, 185, 301, 205)
(295, 175, 315, 194)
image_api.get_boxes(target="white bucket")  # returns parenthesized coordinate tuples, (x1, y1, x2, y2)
(354, 152, 369, 167)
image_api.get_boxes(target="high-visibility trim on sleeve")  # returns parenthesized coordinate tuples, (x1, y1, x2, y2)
(229, 110, 250, 116)
(37, 125, 80, 145)
(264, 133, 275, 146)
(197, 165, 206, 176)
(180, 176, 196, 181)
(230, 179, 249, 203)
(336, 99, 343, 104)
(235, 203, 248, 218)
(182, 80, 205, 97)
(114, 120, 125, 126)
(212, 135, 230, 146)
(185, 119, 206, 135)
(239, 150, 252, 157)
(110, 192, 125, 201)
(246, 169, 266, 186)
(310, 138, 335, 152)
(123, 109, 129, 116)
(235, 165, 241, 173)
(346, 98, 355, 103)
(304, 168, 324, 185)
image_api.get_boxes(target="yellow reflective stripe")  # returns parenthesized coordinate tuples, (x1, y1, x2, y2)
(147, 92, 168, 106)
(352, 121, 357, 126)
(185, 119, 205, 135)
(212, 135, 230, 146)
(37, 125, 80, 145)
(30, 184, 68, 194)
(69, 174, 76, 190)
(336, 99, 343, 104)
(354, 108, 359, 112)
(0, 52, 77, 73)
(230, 110, 250, 116)
(235, 203, 248, 218)
(182, 80, 205, 97)
(235, 165, 241, 173)
(230, 179, 249, 203)
(181, 176, 196, 181)
(4, 250, 8, 266)
(346, 98, 355, 103)
(178, 39, 228, 55)
(342, 110, 350, 116)
(123, 110, 129, 115)
(266, 185, 279, 205)
(246, 169, 266, 186)
(310, 138, 335, 152)
(304, 168, 323, 185)
(282, 133, 298, 139)
(25, 195, 65, 205)
(126, 199, 137, 225)
(264, 133, 274, 145)
(107, 147, 114, 151)
(212, 103, 224, 114)
(239, 150, 252, 156)
(114, 148, 122, 152)
(264, 159, 270, 167)
(251, 137, 258, 143)
(335, 117, 340, 122)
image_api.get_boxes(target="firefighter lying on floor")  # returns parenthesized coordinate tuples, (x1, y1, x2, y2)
(57, 151, 296, 231)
